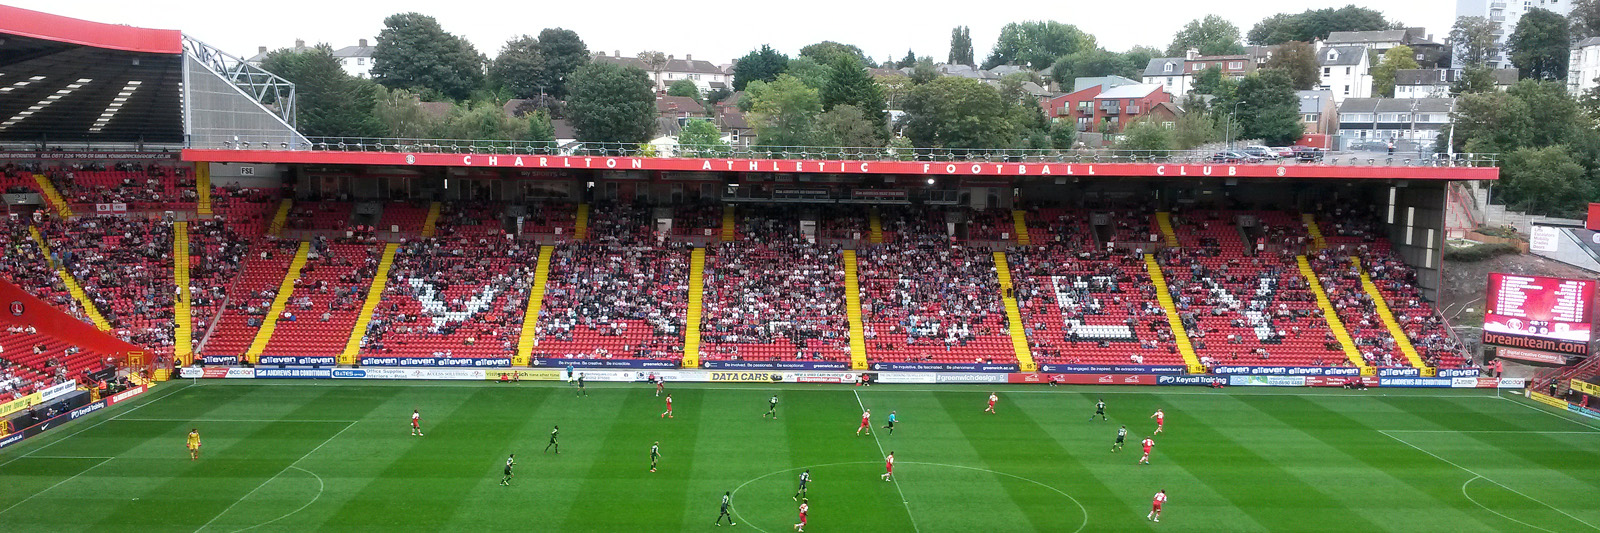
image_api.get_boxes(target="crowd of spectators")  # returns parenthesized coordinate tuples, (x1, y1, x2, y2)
(701, 210, 850, 361)
(41, 216, 176, 353)
(52, 164, 195, 207)
(361, 231, 532, 357)
(858, 229, 1012, 362)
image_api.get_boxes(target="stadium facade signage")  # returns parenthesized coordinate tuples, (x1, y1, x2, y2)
(1156, 375, 1223, 386)
(1037, 364, 1187, 374)
(1570, 380, 1600, 397)
(1481, 332, 1589, 357)
(870, 362, 1018, 372)
(1378, 377, 1453, 387)
(105, 386, 147, 405)
(1493, 347, 1570, 365)
(1211, 366, 1362, 376)
(68, 400, 106, 420)
(702, 360, 849, 370)
(0, 431, 23, 450)
(185, 149, 1502, 181)
(1303, 376, 1378, 387)
(225, 368, 257, 378)
(1528, 391, 1568, 408)
(485, 370, 562, 381)
(256, 368, 333, 378)
(874, 372, 937, 384)
(39, 381, 78, 402)
(1570, 405, 1600, 420)
(1435, 368, 1481, 378)
(0, 151, 177, 160)
(359, 357, 512, 367)
(200, 356, 240, 365)
(259, 356, 336, 366)
(530, 357, 678, 369)
(1229, 376, 1307, 387)
(1376, 367, 1423, 377)
(936, 373, 1010, 383)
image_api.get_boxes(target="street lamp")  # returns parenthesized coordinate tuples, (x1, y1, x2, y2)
(1226, 99, 1247, 150)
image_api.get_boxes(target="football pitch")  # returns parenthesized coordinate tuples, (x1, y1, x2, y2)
(2, 381, 1598, 532)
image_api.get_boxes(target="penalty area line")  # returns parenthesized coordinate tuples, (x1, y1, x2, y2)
(1379, 430, 1599, 531)
(0, 457, 113, 517)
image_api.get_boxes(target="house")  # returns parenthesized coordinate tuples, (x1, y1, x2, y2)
(1071, 75, 1138, 93)
(1142, 57, 1191, 96)
(715, 111, 753, 147)
(1394, 68, 1516, 98)
(1570, 37, 1600, 95)
(1297, 90, 1337, 136)
(1319, 46, 1372, 101)
(1146, 102, 1185, 129)
(1140, 50, 1255, 98)
(1042, 85, 1103, 128)
(1335, 97, 1454, 152)
(1455, 0, 1573, 69)
(246, 39, 374, 79)
(1090, 84, 1172, 134)
(593, 51, 730, 96)
(656, 96, 708, 119)
(1325, 28, 1448, 69)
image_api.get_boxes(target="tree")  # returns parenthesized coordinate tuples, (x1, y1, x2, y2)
(1191, 66, 1228, 95)
(877, 75, 914, 109)
(783, 57, 831, 90)
(565, 62, 657, 144)
(1230, 69, 1302, 145)
(902, 77, 1017, 149)
(489, 35, 546, 99)
(1171, 111, 1222, 149)
(1451, 65, 1501, 95)
(1118, 117, 1175, 155)
(799, 41, 866, 66)
(1049, 48, 1134, 84)
(815, 104, 885, 148)
(433, 101, 528, 140)
(534, 28, 589, 98)
(667, 79, 702, 100)
(821, 55, 888, 139)
(637, 51, 669, 92)
(949, 26, 974, 66)
(1508, 80, 1582, 148)
(897, 50, 918, 69)
(1049, 121, 1076, 149)
(747, 74, 823, 147)
(1506, 8, 1570, 81)
(983, 21, 1097, 70)
(1264, 41, 1320, 90)
(1166, 15, 1245, 57)
(1575, 0, 1600, 40)
(1500, 146, 1592, 215)
(733, 45, 789, 91)
(370, 13, 485, 100)
(1371, 45, 1421, 97)
(910, 58, 940, 84)
(373, 88, 434, 138)
(1450, 16, 1500, 67)
(260, 44, 384, 137)
(526, 109, 556, 146)
(1448, 90, 1535, 154)
(1248, 6, 1393, 45)
(1123, 46, 1162, 75)
(677, 119, 731, 157)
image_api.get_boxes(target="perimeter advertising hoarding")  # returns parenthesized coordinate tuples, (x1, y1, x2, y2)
(1482, 273, 1595, 357)
(1493, 346, 1571, 366)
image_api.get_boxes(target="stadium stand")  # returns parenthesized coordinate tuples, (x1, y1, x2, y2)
(40, 216, 176, 355)
(258, 238, 376, 357)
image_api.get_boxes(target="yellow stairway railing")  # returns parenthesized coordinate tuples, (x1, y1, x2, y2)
(1012, 210, 1030, 245)
(1145, 255, 1203, 373)
(515, 245, 556, 366)
(340, 243, 398, 365)
(842, 250, 868, 370)
(32, 174, 73, 218)
(1352, 258, 1431, 373)
(993, 252, 1035, 371)
(1297, 256, 1368, 372)
(30, 227, 109, 330)
(173, 222, 193, 365)
(1155, 212, 1180, 247)
(244, 241, 310, 363)
(683, 248, 706, 367)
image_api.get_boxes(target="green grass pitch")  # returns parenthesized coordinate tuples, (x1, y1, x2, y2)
(2, 380, 1598, 532)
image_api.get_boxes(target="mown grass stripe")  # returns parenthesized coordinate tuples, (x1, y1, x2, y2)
(932, 391, 1089, 531)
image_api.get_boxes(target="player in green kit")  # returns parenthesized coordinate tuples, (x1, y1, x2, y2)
(764, 394, 779, 419)
(575, 373, 587, 397)
(544, 425, 559, 454)
(715, 491, 736, 526)
(1113, 425, 1127, 452)
(501, 454, 516, 486)
(650, 441, 662, 473)
(1091, 398, 1107, 421)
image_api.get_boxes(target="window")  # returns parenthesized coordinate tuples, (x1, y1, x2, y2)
(1327, 51, 1338, 61)
(1343, 84, 1350, 95)
(357, 58, 365, 65)
(1323, 67, 1331, 75)
(1229, 62, 1243, 70)
(1345, 67, 1351, 75)
(1163, 62, 1174, 73)
(1162, 121, 1175, 129)
(1304, 114, 1317, 122)
(1166, 77, 1174, 85)
(1191, 63, 1202, 72)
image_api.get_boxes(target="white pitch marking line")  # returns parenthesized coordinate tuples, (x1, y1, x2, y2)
(1379, 430, 1600, 531)
(115, 419, 359, 423)
(228, 466, 324, 533)
(194, 420, 358, 533)
(1462, 476, 1558, 533)
(1379, 430, 1600, 434)
(22, 456, 117, 460)
(855, 389, 920, 533)
(0, 457, 112, 516)
(0, 381, 191, 469)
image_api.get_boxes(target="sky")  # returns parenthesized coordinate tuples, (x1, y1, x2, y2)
(9, 0, 1458, 65)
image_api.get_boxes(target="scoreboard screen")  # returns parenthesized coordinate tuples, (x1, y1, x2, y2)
(1482, 273, 1595, 357)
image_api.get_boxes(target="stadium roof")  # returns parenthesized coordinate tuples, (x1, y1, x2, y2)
(0, 6, 184, 144)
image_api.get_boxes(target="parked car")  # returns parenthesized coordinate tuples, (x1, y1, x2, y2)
(1241, 146, 1280, 160)
(1269, 146, 1295, 157)
(1291, 146, 1325, 161)
(1349, 140, 1390, 152)
(1210, 151, 1263, 163)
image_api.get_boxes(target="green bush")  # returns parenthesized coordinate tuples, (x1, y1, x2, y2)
(1443, 242, 1520, 262)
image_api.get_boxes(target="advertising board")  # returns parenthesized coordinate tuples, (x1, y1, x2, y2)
(702, 360, 849, 370)
(1156, 375, 1224, 386)
(258, 356, 337, 366)
(1493, 347, 1570, 366)
(1004, 373, 1157, 385)
(1482, 273, 1595, 357)
(872, 362, 1018, 372)
(1036, 364, 1188, 374)
(935, 373, 1010, 384)
(530, 357, 679, 369)
(1570, 380, 1600, 397)
(39, 381, 78, 402)
(104, 385, 147, 406)
(1435, 368, 1481, 378)
(1228, 376, 1307, 387)
(1379, 377, 1454, 388)
(707, 371, 786, 383)
(874, 373, 937, 384)
(255, 368, 333, 379)
(1303, 376, 1377, 387)
(200, 356, 239, 365)
(1210, 366, 1362, 376)
(485, 369, 562, 381)
(358, 357, 511, 367)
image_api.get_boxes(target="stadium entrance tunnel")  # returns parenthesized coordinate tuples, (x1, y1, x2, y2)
(730, 461, 1087, 532)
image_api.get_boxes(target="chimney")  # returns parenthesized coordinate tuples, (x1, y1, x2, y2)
(615, 50, 621, 58)
(258, 46, 267, 54)
(596, 51, 605, 57)
(359, 38, 368, 48)
(686, 54, 692, 61)
(1185, 48, 1200, 60)
(295, 39, 305, 49)
(668, 55, 675, 61)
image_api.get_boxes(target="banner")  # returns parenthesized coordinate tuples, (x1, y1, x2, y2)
(936, 373, 1010, 383)
(39, 381, 78, 402)
(200, 356, 240, 365)
(256, 368, 332, 379)
(1379, 377, 1453, 388)
(1451, 377, 1479, 388)
(226, 368, 256, 378)
(1435, 368, 1481, 378)
(0, 151, 178, 160)
(178, 367, 202, 379)
(875, 373, 937, 384)
(1376, 367, 1423, 377)
(1569, 380, 1600, 397)
(870, 362, 1018, 372)
(0, 392, 42, 418)
(259, 356, 337, 366)
(707, 371, 786, 383)
(1528, 391, 1569, 409)
(1037, 364, 1189, 374)
(332, 368, 485, 380)
(1210, 366, 1362, 376)
(1229, 376, 1307, 387)
(790, 372, 858, 384)
(528, 357, 677, 369)
(1494, 347, 1570, 365)
(1006, 373, 1158, 385)
(1499, 378, 1526, 389)
(486, 369, 562, 381)
(359, 357, 511, 367)
(1156, 375, 1224, 386)
(67, 399, 107, 420)
(1482, 273, 1595, 357)
(93, 203, 128, 214)
(104, 385, 147, 406)
(1570, 405, 1600, 420)
(1304, 376, 1378, 387)
(702, 360, 849, 371)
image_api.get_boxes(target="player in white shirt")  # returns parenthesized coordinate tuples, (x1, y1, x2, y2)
(1139, 437, 1155, 464)
(880, 452, 895, 481)
(984, 393, 998, 413)
(1151, 409, 1165, 434)
(1148, 489, 1167, 522)
(856, 409, 872, 436)
(411, 409, 423, 436)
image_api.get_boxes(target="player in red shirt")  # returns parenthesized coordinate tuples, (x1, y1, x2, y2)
(661, 394, 674, 418)
(411, 409, 423, 437)
(1148, 489, 1167, 522)
(1150, 408, 1165, 434)
(880, 451, 895, 481)
(793, 499, 809, 532)
(984, 392, 998, 414)
(1139, 437, 1155, 464)
(856, 408, 872, 436)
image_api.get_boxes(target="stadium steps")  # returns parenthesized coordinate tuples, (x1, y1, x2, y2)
(196, 165, 213, 216)
(341, 243, 398, 365)
(1155, 212, 1179, 247)
(868, 208, 883, 244)
(514, 245, 556, 366)
(842, 250, 868, 370)
(993, 252, 1036, 371)
(267, 200, 293, 237)
(683, 247, 706, 368)
(720, 204, 736, 241)
(173, 222, 193, 365)
(1297, 255, 1369, 373)
(1145, 254, 1203, 373)
(1352, 257, 1431, 373)
(152, 368, 171, 382)
(32, 174, 73, 218)
(1011, 210, 1030, 245)
(1302, 213, 1326, 250)
(574, 203, 590, 241)
(420, 202, 442, 238)
(244, 241, 311, 363)
(29, 226, 110, 331)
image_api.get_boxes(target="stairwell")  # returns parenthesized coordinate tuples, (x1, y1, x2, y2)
(173, 222, 194, 364)
(574, 203, 591, 241)
(515, 245, 556, 366)
(267, 200, 293, 237)
(1011, 210, 1030, 245)
(340, 243, 398, 365)
(1352, 257, 1431, 373)
(682, 248, 706, 368)
(993, 252, 1036, 371)
(1302, 214, 1327, 251)
(196, 165, 213, 216)
(1155, 212, 1179, 247)
(1297, 256, 1368, 372)
(867, 208, 884, 244)
(720, 205, 737, 241)
(30, 226, 110, 331)
(32, 174, 73, 218)
(244, 241, 310, 363)
(842, 250, 868, 370)
(420, 202, 442, 238)
(1144, 255, 1203, 373)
